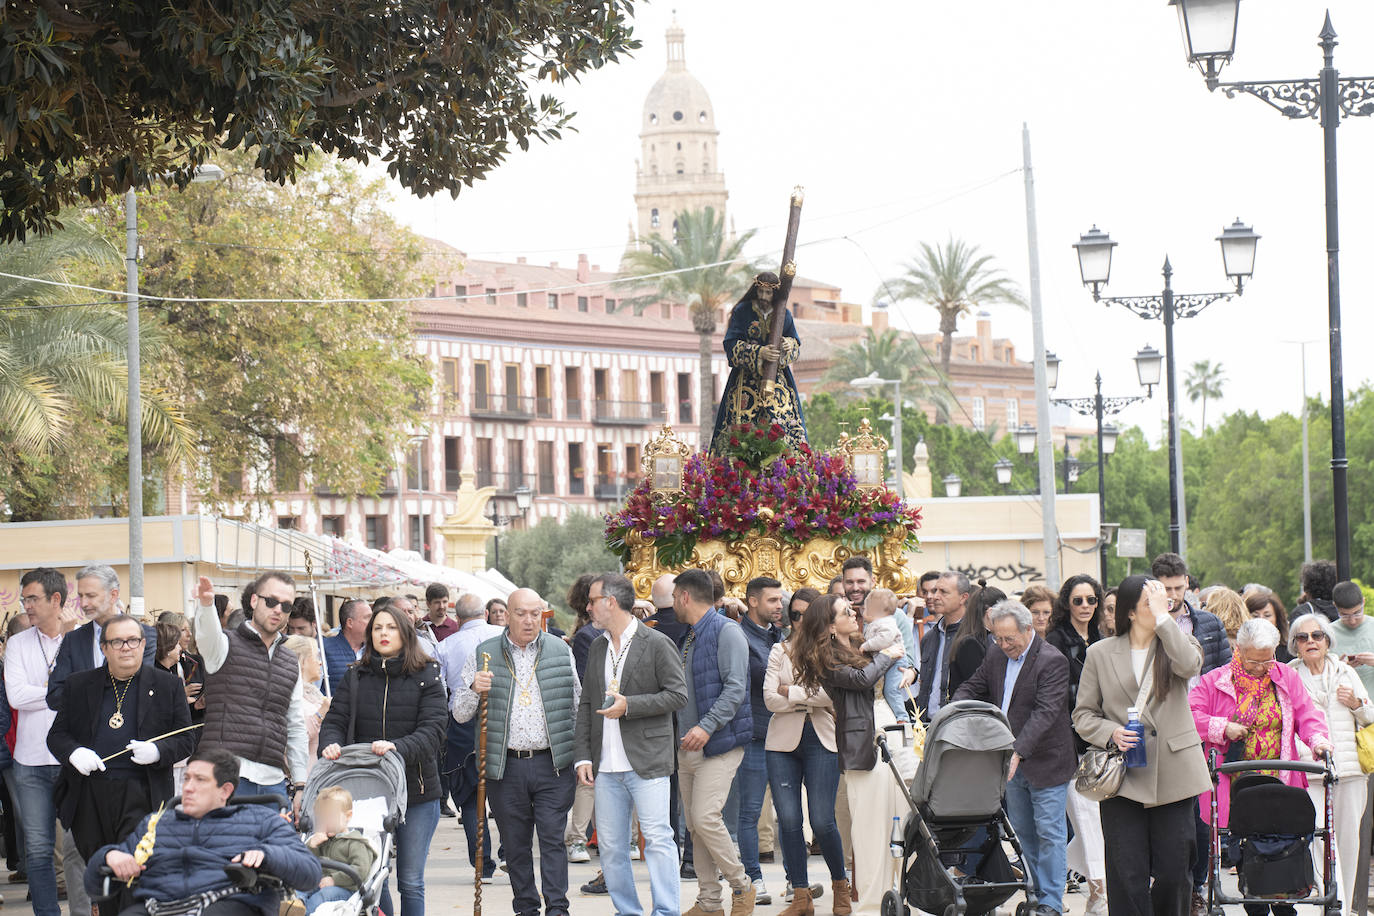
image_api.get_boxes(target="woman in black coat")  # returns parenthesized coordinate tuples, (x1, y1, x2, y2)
(1045, 573, 1107, 913)
(947, 584, 1006, 694)
(320, 606, 446, 916)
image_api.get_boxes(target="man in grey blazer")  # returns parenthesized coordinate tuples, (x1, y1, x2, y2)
(574, 573, 688, 916)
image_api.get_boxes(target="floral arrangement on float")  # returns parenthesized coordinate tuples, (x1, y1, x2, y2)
(605, 417, 922, 598)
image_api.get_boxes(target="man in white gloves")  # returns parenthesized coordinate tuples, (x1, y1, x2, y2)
(47, 614, 198, 916)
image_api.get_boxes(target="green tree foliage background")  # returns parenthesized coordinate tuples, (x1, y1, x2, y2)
(490, 513, 622, 632)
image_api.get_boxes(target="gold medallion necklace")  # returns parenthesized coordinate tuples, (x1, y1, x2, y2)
(503, 641, 542, 707)
(109, 673, 133, 728)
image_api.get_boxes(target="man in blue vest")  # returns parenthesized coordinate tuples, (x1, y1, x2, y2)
(673, 569, 755, 916)
(453, 588, 580, 916)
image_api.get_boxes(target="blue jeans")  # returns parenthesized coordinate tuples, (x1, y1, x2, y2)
(1003, 772, 1068, 913)
(767, 720, 847, 889)
(882, 664, 911, 724)
(736, 739, 769, 883)
(379, 799, 440, 916)
(302, 885, 353, 914)
(13, 763, 59, 916)
(236, 776, 288, 804)
(595, 770, 679, 916)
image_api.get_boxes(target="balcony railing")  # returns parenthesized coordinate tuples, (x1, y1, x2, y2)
(535, 396, 554, 419)
(444, 468, 464, 490)
(474, 470, 534, 495)
(678, 399, 693, 425)
(470, 392, 535, 420)
(593, 399, 664, 425)
(537, 473, 556, 495)
(569, 474, 586, 496)
(594, 474, 639, 501)
(566, 397, 583, 420)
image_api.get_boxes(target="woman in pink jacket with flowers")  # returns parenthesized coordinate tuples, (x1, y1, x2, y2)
(1189, 617, 1333, 828)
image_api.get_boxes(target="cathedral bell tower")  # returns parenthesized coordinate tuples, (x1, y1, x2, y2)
(633, 20, 729, 239)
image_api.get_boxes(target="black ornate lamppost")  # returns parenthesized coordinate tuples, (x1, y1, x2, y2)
(1049, 349, 1162, 585)
(1170, 0, 1371, 578)
(1072, 222, 1258, 558)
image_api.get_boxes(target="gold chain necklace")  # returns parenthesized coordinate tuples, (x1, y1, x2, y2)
(503, 641, 542, 707)
(109, 673, 133, 728)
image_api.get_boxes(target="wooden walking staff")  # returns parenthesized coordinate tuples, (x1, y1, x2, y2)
(758, 185, 805, 397)
(474, 651, 491, 915)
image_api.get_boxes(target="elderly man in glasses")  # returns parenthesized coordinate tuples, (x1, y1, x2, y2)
(47, 614, 197, 916)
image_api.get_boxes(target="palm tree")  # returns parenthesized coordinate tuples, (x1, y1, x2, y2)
(0, 223, 193, 459)
(1186, 359, 1226, 431)
(878, 238, 1026, 378)
(823, 326, 954, 417)
(620, 206, 762, 444)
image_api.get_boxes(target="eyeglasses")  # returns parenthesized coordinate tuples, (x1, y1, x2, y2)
(102, 637, 145, 650)
(1338, 610, 1365, 620)
(992, 635, 1024, 647)
(1071, 595, 1099, 607)
(1294, 631, 1328, 643)
(256, 595, 291, 609)
(19, 595, 51, 606)
(788, 610, 802, 622)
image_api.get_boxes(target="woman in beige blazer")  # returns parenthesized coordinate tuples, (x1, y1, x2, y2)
(764, 636, 847, 916)
(1073, 575, 1212, 916)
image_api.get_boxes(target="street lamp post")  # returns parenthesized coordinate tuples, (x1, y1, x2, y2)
(126, 165, 224, 615)
(850, 373, 903, 498)
(1072, 221, 1258, 558)
(1170, 0, 1371, 579)
(1052, 359, 1157, 584)
(488, 485, 532, 571)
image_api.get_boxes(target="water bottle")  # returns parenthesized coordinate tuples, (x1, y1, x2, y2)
(889, 816, 904, 859)
(1123, 706, 1148, 768)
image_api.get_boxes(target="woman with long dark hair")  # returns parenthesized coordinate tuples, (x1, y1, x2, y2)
(320, 606, 446, 916)
(1047, 573, 1106, 914)
(1072, 576, 1212, 916)
(947, 583, 1006, 695)
(791, 594, 905, 916)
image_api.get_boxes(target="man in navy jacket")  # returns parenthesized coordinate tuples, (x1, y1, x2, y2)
(87, 748, 320, 916)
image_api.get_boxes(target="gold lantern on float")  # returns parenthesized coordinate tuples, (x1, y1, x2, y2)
(641, 423, 692, 503)
(839, 414, 889, 490)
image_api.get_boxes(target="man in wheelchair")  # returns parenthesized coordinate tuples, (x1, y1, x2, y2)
(85, 747, 322, 916)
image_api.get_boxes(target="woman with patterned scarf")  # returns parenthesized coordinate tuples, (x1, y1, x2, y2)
(1189, 617, 1333, 914)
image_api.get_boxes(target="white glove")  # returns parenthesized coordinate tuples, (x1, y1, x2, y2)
(127, 740, 160, 765)
(69, 747, 106, 776)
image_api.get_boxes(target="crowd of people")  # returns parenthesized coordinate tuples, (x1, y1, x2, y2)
(0, 552, 1368, 916)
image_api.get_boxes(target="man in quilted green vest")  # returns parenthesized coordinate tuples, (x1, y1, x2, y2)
(453, 588, 580, 916)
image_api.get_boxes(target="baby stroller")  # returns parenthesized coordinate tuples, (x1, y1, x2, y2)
(875, 700, 1035, 916)
(297, 745, 408, 916)
(1206, 749, 1339, 916)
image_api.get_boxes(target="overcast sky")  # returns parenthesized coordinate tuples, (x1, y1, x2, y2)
(385, 0, 1374, 442)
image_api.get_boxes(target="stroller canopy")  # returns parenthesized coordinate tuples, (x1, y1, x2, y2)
(913, 700, 1017, 819)
(300, 745, 409, 831)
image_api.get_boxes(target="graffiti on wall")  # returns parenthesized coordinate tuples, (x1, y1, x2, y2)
(954, 563, 1044, 587)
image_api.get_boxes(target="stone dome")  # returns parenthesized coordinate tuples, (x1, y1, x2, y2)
(641, 23, 715, 132)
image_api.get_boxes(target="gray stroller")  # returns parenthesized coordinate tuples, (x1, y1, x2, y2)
(297, 746, 408, 916)
(876, 700, 1036, 916)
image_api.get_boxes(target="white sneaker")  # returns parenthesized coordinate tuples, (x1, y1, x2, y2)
(568, 843, 591, 863)
(784, 884, 824, 902)
(629, 845, 641, 861)
(753, 879, 771, 906)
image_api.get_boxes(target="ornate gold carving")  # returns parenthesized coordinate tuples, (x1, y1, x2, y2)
(641, 423, 691, 503)
(837, 415, 890, 490)
(791, 186, 805, 206)
(626, 533, 918, 599)
(781, 261, 796, 278)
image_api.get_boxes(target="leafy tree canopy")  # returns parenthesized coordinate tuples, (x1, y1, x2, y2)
(490, 513, 622, 632)
(0, 0, 639, 241)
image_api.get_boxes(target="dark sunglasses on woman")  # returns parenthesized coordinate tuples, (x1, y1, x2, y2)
(1071, 595, 1099, 607)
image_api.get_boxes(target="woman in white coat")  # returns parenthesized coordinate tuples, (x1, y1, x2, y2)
(1288, 612, 1372, 915)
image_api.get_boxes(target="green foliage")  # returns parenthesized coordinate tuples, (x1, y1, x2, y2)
(821, 327, 954, 418)
(490, 514, 622, 631)
(877, 237, 1026, 379)
(619, 206, 764, 443)
(0, 0, 639, 241)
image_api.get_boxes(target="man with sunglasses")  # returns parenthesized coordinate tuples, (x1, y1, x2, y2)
(47, 614, 197, 916)
(193, 572, 309, 808)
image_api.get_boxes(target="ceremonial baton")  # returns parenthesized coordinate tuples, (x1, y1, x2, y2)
(474, 651, 491, 916)
(306, 550, 331, 697)
(100, 723, 205, 763)
(759, 186, 805, 392)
